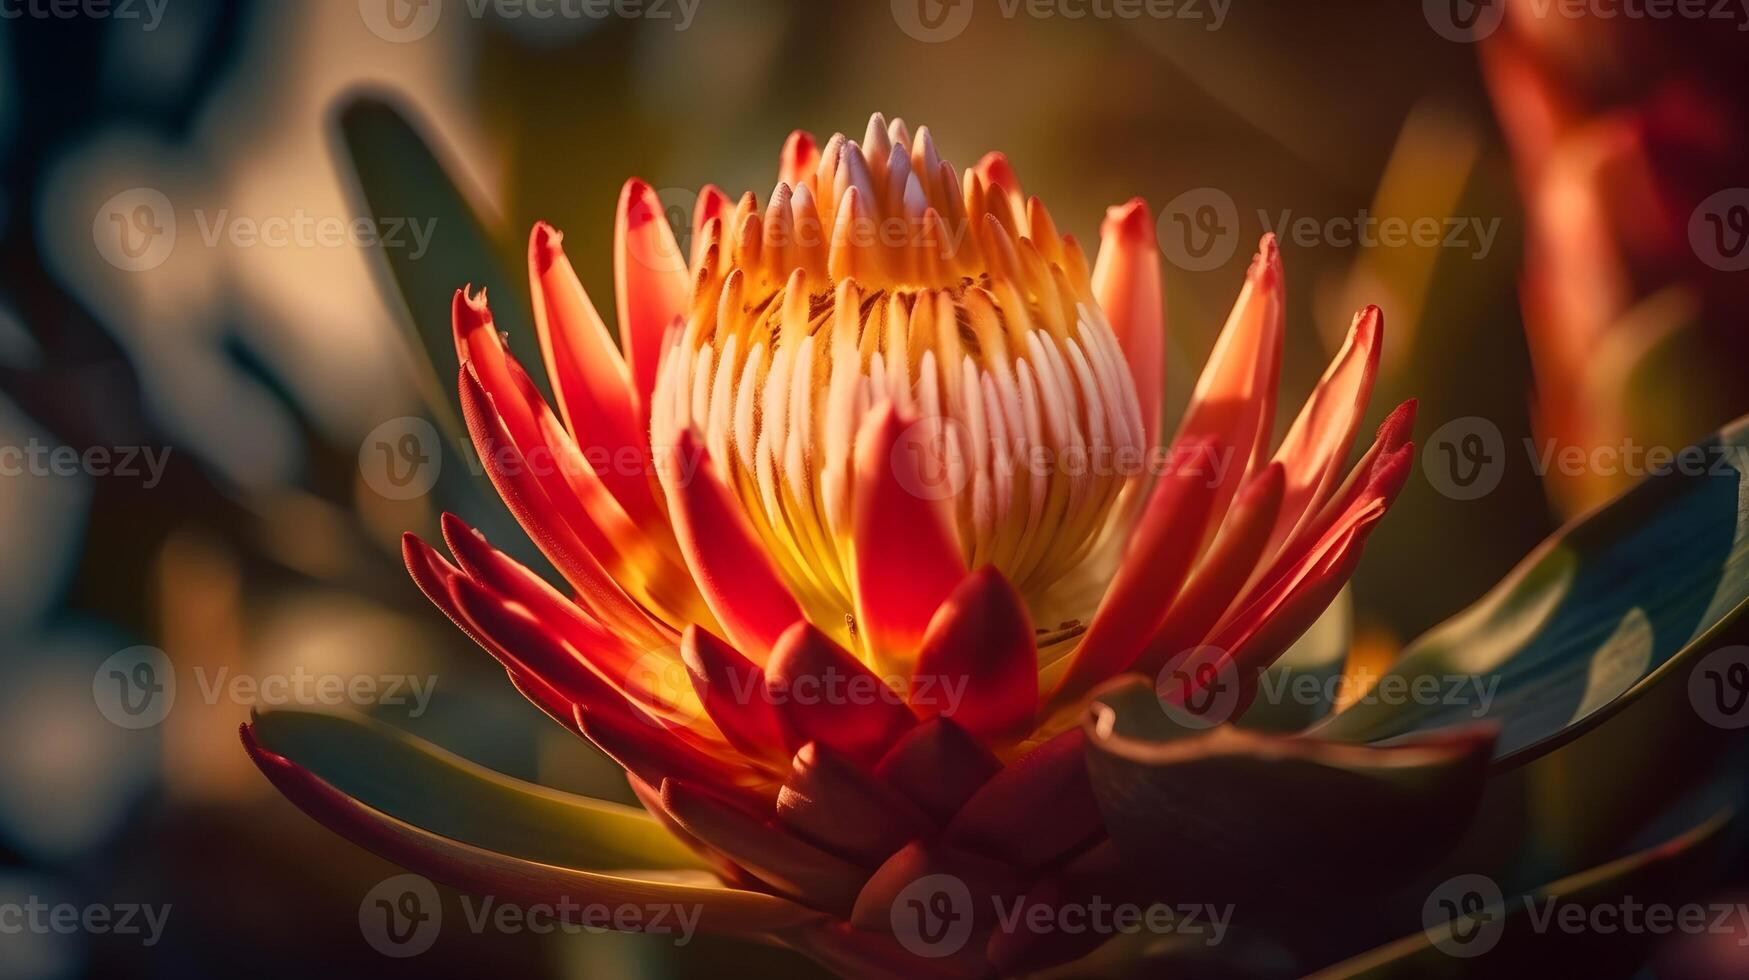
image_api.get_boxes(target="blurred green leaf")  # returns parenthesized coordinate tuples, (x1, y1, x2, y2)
(1315, 414, 1749, 762)
(1309, 807, 1734, 979)
(250, 707, 703, 872)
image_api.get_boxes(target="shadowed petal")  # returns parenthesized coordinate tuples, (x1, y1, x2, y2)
(943, 729, 1103, 872)
(659, 778, 866, 914)
(776, 743, 935, 865)
(911, 567, 1037, 745)
(766, 622, 917, 767)
(873, 718, 1003, 825)
(682, 625, 789, 766)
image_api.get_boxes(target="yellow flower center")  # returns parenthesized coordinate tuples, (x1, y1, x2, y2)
(651, 114, 1146, 638)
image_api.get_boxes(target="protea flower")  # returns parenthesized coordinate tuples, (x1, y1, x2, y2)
(243, 110, 1749, 977)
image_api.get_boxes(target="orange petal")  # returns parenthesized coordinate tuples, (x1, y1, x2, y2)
(529, 222, 661, 527)
(765, 622, 917, 768)
(911, 567, 1037, 745)
(403, 533, 578, 733)
(1047, 435, 1222, 709)
(1091, 197, 1165, 446)
(1169, 235, 1285, 550)
(943, 729, 1103, 872)
(1261, 305, 1383, 564)
(873, 718, 1002, 824)
(776, 742, 934, 865)
(659, 777, 864, 913)
(851, 403, 968, 671)
(1136, 463, 1286, 676)
(661, 429, 804, 660)
(682, 626, 788, 765)
(779, 130, 820, 187)
(614, 180, 691, 437)
(458, 362, 662, 642)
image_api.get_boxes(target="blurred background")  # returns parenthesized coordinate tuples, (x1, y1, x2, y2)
(1, 0, 1745, 976)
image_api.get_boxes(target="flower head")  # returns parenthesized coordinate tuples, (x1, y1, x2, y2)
(252, 113, 1417, 975)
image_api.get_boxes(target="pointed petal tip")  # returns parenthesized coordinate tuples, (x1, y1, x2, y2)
(1250, 233, 1283, 283)
(1101, 197, 1154, 245)
(529, 221, 565, 273)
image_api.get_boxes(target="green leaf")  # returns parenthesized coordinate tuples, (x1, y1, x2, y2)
(1083, 677, 1494, 909)
(333, 93, 548, 566)
(1315, 415, 1749, 762)
(244, 709, 826, 936)
(1306, 806, 1734, 979)
(249, 707, 702, 872)
(334, 94, 548, 417)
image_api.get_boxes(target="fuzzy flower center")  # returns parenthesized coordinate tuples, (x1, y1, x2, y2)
(651, 114, 1146, 642)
